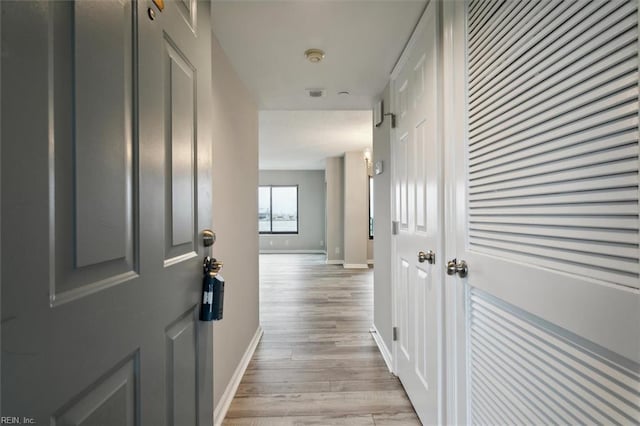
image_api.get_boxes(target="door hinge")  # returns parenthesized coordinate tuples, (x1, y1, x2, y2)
(392, 221, 399, 235)
(392, 327, 398, 341)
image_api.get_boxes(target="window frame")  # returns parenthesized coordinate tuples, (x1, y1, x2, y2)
(259, 184, 299, 235)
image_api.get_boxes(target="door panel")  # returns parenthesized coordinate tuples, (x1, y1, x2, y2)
(50, 0, 137, 303)
(164, 35, 198, 263)
(391, 1, 442, 423)
(74, 0, 134, 269)
(398, 259, 410, 361)
(450, 0, 640, 423)
(166, 307, 199, 426)
(1, 1, 214, 424)
(53, 354, 138, 426)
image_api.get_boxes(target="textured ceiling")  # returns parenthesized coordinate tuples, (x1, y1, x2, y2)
(259, 111, 372, 170)
(211, 0, 426, 169)
(211, 0, 427, 110)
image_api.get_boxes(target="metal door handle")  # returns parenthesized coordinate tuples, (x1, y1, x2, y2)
(418, 250, 435, 264)
(446, 258, 468, 278)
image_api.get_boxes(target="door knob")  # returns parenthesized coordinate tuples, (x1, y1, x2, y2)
(446, 258, 468, 278)
(418, 250, 435, 264)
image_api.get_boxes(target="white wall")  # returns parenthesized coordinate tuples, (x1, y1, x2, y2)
(373, 85, 393, 350)
(210, 33, 259, 414)
(343, 151, 368, 267)
(325, 157, 344, 263)
(259, 170, 326, 252)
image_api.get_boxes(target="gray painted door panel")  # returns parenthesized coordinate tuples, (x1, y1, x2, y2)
(1, 1, 213, 424)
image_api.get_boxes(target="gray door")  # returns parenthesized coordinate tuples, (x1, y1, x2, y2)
(1, 1, 214, 424)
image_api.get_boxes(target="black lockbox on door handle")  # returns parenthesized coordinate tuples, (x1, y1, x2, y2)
(200, 256, 225, 321)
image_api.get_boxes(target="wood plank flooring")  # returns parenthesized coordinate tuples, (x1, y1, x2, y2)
(223, 254, 420, 426)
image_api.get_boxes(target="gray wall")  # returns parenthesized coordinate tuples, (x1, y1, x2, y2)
(373, 85, 393, 350)
(259, 170, 326, 252)
(210, 34, 260, 414)
(325, 157, 344, 262)
(343, 151, 369, 267)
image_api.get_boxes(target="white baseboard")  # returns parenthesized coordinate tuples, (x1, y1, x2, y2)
(325, 259, 344, 265)
(370, 324, 394, 374)
(343, 263, 369, 269)
(260, 249, 326, 254)
(213, 326, 264, 426)
(367, 259, 374, 265)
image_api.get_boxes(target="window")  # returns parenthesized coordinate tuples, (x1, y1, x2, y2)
(259, 185, 298, 234)
(369, 176, 374, 239)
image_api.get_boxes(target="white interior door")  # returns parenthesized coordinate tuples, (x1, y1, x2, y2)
(391, 1, 444, 423)
(447, 0, 640, 423)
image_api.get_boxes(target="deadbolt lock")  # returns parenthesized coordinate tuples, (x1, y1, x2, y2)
(418, 250, 435, 264)
(202, 230, 216, 247)
(446, 258, 468, 278)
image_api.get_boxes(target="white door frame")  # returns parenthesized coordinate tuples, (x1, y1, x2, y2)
(442, 1, 469, 424)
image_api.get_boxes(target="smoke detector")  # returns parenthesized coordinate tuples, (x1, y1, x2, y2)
(304, 48, 325, 63)
(306, 88, 326, 98)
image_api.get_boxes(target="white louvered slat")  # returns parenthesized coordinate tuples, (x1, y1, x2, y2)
(468, 0, 538, 67)
(469, 174, 638, 202)
(469, 0, 576, 88)
(474, 306, 640, 424)
(468, 0, 522, 62)
(470, 58, 637, 139)
(469, 230, 637, 260)
(470, 130, 638, 180)
(467, 3, 639, 293)
(469, 1, 635, 107)
(468, 0, 497, 32)
(471, 19, 637, 128)
(470, 90, 638, 153)
(468, 0, 504, 40)
(470, 150, 639, 192)
(470, 45, 637, 135)
(470, 221, 638, 245)
(471, 368, 529, 425)
(469, 290, 640, 425)
(470, 343, 570, 425)
(475, 297, 640, 405)
(470, 105, 638, 165)
(472, 361, 548, 424)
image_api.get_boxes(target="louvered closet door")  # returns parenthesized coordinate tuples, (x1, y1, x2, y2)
(457, 1, 640, 424)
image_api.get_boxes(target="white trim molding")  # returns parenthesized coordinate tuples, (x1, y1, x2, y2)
(367, 259, 374, 265)
(260, 249, 326, 254)
(343, 264, 369, 269)
(391, 0, 431, 79)
(370, 324, 394, 374)
(325, 259, 344, 265)
(213, 326, 264, 426)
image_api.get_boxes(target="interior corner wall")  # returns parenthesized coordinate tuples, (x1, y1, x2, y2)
(325, 157, 344, 263)
(343, 151, 368, 267)
(373, 84, 393, 350)
(259, 170, 326, 253)
(210, 33, 259, 413)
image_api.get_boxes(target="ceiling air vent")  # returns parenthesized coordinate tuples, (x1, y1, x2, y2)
(306, 89, 325, 98)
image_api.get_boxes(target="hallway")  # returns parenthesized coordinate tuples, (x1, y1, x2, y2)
(223, 255, 420, 425)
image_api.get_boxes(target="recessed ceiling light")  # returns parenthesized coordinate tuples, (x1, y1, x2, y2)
(338, 91, 350, 96)
(304, 48, 325, 63)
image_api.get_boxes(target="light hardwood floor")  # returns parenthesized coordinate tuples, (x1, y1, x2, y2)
(223, 254, 420, 426)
